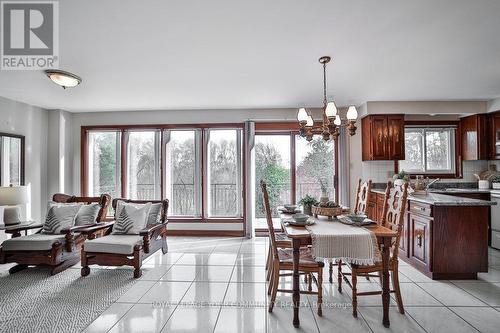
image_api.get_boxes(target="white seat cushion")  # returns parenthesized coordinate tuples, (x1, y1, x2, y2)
(84, 235, 143, 255)
(2, 234, 66, 251)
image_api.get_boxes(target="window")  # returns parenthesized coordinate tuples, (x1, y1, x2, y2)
(126, 130, 161, 200)
(87, 131, 121, 200)
(83, 125, 244, 220)
(0, 136, 22, 186)
(399, 127, 456, 174)
(164, 129, 202, 216)
(207, 129, 243, 217)
(295, 135, 335, 200)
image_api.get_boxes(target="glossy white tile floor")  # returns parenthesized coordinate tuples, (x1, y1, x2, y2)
(3, 235, 499, 332)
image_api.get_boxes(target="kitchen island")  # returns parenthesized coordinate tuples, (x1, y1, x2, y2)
(368, 189, 496, 280)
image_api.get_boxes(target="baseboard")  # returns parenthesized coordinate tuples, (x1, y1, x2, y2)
(165, 230, 245, 237)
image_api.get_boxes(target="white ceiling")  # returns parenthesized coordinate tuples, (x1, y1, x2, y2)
(0, 0, 500, 112)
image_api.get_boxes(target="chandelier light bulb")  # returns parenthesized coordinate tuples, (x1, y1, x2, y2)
(334, 115, 341, 126)
(297, 108, 308, 122)
(306, 115, 314, 127)
(325, 101, 338, 118)
(346, 105, 358, 120)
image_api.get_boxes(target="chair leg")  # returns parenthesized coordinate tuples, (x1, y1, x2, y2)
(133, 246, 142, 278)
(267, 261, 274, 295)
(352, 269, 358, 318)
(317, 268, 323, 316)
(329, 261, 333, 283)
(81, 249, 90, 277)
(392, 269, 405, 314)
(337, 260, 342, 293)
(268, 262, 280, 313)
(308, 273, 312, 292)
(266, 245, 271, 272)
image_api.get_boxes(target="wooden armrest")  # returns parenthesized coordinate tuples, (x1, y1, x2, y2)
(60, 224, 96, 234)
(139, 223, 165, 236)
(79, 222, 115, 235)
(5, 223, 43, 233)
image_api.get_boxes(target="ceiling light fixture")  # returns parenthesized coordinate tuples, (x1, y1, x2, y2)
(297, 56, 358, 141)
(44, 69, 82, 89)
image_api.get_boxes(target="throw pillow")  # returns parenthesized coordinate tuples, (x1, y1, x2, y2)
(47, 201, 101, 226)
(112, 201, 151, 235)
(147, 203, 162, 224)
(42, 204, 82, 234)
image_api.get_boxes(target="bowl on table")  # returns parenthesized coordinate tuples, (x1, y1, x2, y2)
(346, 214, 367, 224)
(283, 204, 298, 212)
(292, 213, 309, 223)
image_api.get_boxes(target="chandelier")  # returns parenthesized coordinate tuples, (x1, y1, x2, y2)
(297, 56, 358, 141)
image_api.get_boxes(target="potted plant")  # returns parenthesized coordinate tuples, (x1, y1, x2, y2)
(393, 170, 409, 187)
(492, 176, 500, 190)
(299, 195, 318, 216)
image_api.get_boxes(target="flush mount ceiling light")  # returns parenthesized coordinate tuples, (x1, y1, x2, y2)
(44, 69, 82, 89)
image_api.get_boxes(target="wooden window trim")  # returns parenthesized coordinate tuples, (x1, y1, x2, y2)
(395, 120, 462, 179)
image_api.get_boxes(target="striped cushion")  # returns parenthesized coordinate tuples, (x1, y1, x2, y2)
(112, 202, 151, 235)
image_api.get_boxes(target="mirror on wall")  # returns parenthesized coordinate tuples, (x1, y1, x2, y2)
(0, 133, 25, 186)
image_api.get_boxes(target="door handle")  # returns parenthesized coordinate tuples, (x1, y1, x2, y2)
(416, 234, 422, 247)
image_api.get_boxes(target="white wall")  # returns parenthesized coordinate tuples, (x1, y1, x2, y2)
(0, 96, 48, 222)
(487, 98, 500, 112)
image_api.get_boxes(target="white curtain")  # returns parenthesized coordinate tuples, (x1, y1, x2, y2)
(244, 121, 255, 238)
(338, 126, 349, 206)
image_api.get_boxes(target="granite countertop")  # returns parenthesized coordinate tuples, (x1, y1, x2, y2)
(371, 189, 496, 206)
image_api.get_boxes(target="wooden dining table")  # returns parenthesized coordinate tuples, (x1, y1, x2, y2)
(280, 213, 397, 328)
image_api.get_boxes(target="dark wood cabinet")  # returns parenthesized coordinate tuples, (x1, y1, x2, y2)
(461, 114, 490, 160)
(409, 210, 432, 271)
(489, 111, 500, 159)
(362, 115, 405, 161)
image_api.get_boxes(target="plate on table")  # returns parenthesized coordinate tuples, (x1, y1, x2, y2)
(283, 217, 316, 227)
(337, 214, 376, 227)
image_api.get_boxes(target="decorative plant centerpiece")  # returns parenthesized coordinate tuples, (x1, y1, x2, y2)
(492, 175, 500, 190)
(393, 170, 410, 187)
(299, 195, 318, 216)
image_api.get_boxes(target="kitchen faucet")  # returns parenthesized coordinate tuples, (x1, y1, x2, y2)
(426, 178, 440, 192)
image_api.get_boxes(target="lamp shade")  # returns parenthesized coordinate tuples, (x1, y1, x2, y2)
(334, 115, 342, 126)
(346, 105, 358, 120)
(306, 115, 314, 127)
(0, 186, 29, 205)
(297, 108, 308, 122)
(325, 101, 338, 118)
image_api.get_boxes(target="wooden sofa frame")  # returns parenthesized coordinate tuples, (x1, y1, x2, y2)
(0, 193, 111, 275)
(80, 198, 169, 278)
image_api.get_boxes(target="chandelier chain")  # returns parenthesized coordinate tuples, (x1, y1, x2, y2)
(322, 62, 327, 107)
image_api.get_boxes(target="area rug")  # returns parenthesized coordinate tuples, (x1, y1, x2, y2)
(0, 267, 136, 333)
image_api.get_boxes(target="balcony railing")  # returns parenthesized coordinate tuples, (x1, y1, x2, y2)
(93, 181, 334, 218)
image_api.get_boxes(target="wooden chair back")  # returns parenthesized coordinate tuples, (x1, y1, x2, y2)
(52, 193, 111, 222)
(112, 198, 169, 223)
(260, 180, 279, 260)
(379, 181, 409, 260)
(354, 179, 372, 214)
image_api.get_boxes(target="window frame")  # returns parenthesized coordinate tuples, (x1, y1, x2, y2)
(81, 123, 245, 223)
(396, 121, 461, 179)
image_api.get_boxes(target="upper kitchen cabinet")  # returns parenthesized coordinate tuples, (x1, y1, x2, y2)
(460, 114, 489, 160)
(361, 114, 405, 161)
(489, 111, 500, 160)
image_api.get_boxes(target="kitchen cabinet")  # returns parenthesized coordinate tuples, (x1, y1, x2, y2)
(361, 115, 405, 161)
(489, 111, 500, 159)
(461, 114, 489, 160)
(370, 189, 489, 279)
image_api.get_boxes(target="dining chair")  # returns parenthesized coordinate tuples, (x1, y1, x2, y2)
(329, 178, 372, 283)
(261, 180, 324, 315)
(337, 181, 408, 317)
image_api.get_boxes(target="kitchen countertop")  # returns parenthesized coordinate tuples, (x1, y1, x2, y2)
(371, 188, 497, 206)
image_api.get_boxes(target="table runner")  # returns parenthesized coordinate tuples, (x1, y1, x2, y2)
(305, 218, 381, 265)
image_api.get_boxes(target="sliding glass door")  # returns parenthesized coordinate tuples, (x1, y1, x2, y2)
(295, 135, 335, 201)
(254, 135, 291, 219)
